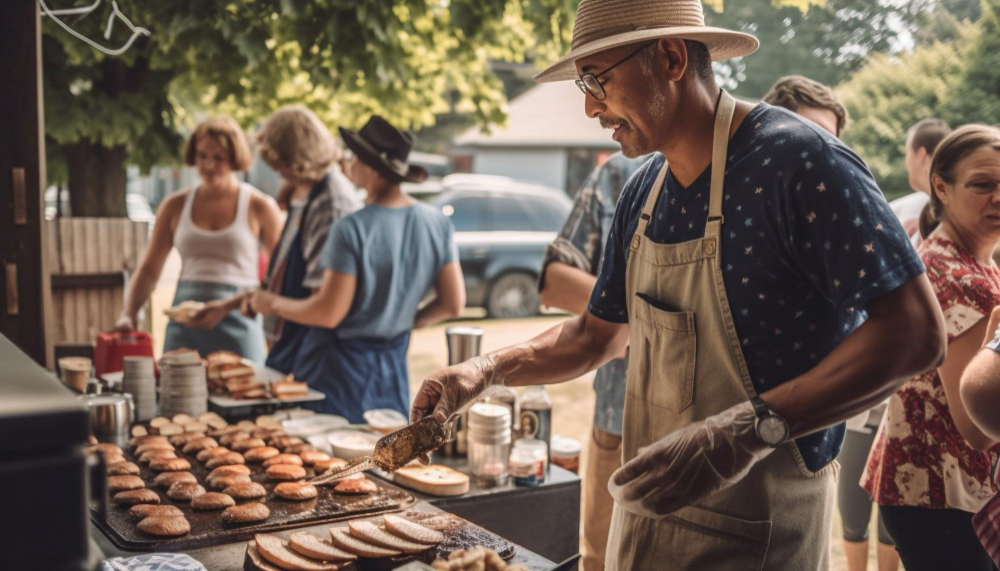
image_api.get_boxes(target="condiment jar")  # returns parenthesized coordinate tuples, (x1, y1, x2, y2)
(550, 435, 582, 474)
(509, 438, 548, 486)
(467, 403, 511, 487)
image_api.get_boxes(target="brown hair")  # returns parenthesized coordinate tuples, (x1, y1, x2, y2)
(183, 117, 253, 171)
(907, 118, 952, 156)
(920, 124, 1000, 238)
(763, 75, 848, 135)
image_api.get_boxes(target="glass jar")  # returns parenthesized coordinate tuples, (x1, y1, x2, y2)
(550, 434, 582, 474)
(510, 438, 548, 486)
(468, 403, 511, 486)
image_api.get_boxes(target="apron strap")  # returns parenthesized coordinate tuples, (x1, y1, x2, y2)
(630, 90, 736, 253)
(708, 90, 736, 238)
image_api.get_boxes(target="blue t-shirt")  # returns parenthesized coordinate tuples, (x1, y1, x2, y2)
(589, 103, 925, 472)
(319, 202, 458, 339)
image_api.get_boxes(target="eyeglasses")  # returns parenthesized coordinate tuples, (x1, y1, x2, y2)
(575, 41, 657, 102)
(959, 179, 1000, 195)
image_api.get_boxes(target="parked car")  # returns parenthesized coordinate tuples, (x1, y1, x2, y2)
(429, 175, 572, 318)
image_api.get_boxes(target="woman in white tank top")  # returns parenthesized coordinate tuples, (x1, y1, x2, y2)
(117, 117, 282, 363)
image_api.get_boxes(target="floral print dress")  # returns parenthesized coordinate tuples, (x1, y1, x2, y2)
(863, 233, 1000, 512)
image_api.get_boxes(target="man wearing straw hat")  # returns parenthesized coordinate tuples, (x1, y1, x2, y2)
(412, 0, 945, 568)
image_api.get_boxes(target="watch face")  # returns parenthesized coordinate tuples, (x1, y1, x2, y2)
(758, 416, 789, 446)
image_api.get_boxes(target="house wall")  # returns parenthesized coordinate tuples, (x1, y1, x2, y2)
(471, 148, 568, 190)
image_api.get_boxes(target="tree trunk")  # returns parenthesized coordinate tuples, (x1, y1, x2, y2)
(65, 141, 127, 217)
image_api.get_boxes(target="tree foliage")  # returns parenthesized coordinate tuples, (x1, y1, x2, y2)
(703, 0, 965, 98)
(41, 0, 575, 215)
(838, 0, 1000, 200)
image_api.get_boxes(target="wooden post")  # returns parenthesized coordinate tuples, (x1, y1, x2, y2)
(0, 0, 50, 366)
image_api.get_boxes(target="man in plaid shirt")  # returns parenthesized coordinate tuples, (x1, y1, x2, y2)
(538, 152, 650, 570)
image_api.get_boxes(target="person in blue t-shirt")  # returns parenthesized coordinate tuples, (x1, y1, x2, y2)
(252, 116, 465, 422)
(410, 2, 946, 567)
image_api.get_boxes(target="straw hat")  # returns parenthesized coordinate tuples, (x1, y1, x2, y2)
(535, 0, 759, 83)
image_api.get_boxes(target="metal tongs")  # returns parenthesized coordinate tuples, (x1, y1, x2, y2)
(309, 414, 457, 486)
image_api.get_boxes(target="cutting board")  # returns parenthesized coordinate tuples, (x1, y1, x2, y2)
(391, 465, 470, 497)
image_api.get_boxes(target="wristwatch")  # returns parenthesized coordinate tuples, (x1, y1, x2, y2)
(750, 395, 790, 447)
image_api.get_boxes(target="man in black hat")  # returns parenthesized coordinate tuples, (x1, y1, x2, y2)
(253, 115, 466, 422)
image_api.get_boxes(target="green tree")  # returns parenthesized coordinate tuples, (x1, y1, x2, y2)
(941, 0, 1000, 126)
(42, 1, 574, 216)
(838, 30, 973, 199)
(838, 0, 1000, 200)
(704, 0, 956, 98)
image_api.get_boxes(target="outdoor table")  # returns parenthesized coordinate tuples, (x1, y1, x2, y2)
(89, 497, 556, 570)
(404, 456, 581, 564)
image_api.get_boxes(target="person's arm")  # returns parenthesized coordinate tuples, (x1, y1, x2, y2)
(186, 291, 250, 330)
(411, 311, 629, 423)
(936, 318, 997, 451)
(539, 262, 598, 315)
(761, 274, 946, 438)
(252, 269, 357, 329)
(252, 192, 284, 255)
(116, 194, 183, 329)
(960, 307, 1000, 442)
(415, 261, 466, 329)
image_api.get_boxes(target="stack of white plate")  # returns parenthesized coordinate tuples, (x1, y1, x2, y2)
(122, 356, 156, 422)
(158, 352, 208, 418)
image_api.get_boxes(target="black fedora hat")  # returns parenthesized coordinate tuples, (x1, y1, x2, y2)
(339, 116, 428, 184)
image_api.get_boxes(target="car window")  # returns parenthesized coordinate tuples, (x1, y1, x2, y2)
(488, 197, 537, 232)
(521, 197, 570, 231)
(488, 196, 569, 232)
(441, 197, 487, 232)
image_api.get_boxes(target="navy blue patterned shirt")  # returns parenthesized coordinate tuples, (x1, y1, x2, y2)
(588, 103, 926, 471)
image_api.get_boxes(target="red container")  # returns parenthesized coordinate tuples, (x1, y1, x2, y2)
(94, 331, 156, 377)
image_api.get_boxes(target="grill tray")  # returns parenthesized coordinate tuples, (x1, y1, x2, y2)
(92, 442, 416, 552)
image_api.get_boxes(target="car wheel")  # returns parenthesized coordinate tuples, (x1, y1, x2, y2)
(486, 272, 540, 319)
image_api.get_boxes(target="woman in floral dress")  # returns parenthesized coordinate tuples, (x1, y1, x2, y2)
(863, 124, 1000, 570)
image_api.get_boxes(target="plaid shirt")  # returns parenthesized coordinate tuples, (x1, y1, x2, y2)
(539, 152, 651, 436)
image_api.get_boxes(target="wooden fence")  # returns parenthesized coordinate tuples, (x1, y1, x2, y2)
(45, 218, 150, 352)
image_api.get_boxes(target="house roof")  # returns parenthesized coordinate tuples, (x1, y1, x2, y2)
(454, 81, 621, 150)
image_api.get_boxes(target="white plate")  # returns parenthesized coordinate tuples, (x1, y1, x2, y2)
(306, 434, 334, 455)
(363, 409, 408, 435)
(282, 415, 349, 438)
(208, 388, 326, 408)
(327, 430, 380, 460)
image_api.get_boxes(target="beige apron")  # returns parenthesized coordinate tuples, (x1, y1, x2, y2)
(604, 91, 837, 571)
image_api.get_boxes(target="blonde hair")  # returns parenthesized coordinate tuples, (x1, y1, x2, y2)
(255, 105, 341, 188)
(183, 116, 253, 171)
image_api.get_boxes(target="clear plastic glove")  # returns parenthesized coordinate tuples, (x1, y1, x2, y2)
(608, 400, 774, 519)
(410, 354, 507, 425)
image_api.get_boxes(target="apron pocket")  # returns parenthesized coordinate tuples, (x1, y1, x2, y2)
(659, 505, 772, 570)
(630, 293, 696, 412)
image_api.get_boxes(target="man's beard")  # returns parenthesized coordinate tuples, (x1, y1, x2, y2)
(603, 75, 667, 158)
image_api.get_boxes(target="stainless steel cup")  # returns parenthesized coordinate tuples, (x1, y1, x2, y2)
(441, 326, 484, 457)
(79, 393, 134, 439)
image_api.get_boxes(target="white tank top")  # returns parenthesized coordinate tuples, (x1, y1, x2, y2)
(174, 182, 259, 288)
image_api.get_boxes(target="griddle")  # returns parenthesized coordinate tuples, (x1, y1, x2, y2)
(91, 441, 417, 552)
(242, 510, 516, 570)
